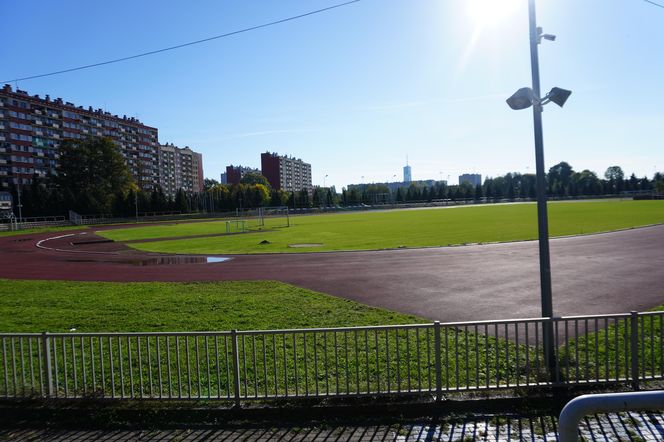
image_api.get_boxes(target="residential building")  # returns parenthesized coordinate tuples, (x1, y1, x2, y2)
(0, 84, 160, 191)
(219, 172, 227, 184)
(459, 173, 482, 187)
(261, 151, 312, 192)
(0, 191, 11, 214)
(159, 143, 204, 199)
(225, 165, 260, 185)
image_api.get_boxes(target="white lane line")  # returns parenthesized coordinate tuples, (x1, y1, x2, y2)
(35, 233, 120, 255)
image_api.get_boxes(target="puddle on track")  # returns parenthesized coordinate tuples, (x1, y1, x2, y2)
(65, 256, 231, 266)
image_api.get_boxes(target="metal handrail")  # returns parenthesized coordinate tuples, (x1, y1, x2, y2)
(559, 390, 664, 442)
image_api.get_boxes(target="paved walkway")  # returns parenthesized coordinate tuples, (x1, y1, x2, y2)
(2, 412, 664, 441)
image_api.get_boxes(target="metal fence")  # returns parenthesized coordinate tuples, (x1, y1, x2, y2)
(1, 311, 662, 403)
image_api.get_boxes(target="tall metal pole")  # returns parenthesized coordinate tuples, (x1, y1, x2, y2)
(16, 181, 23, 223)
(528, 0, 555, 372)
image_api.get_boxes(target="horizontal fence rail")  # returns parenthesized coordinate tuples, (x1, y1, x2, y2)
(1, 312, 662, 402)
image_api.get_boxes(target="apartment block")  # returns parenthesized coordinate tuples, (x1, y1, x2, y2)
(0, 84, 160, 191)
(159, 143, 204, 199)
(459, 173, 482, 187)
(225, 165, 260, 185)
(261, 151, 312, 192)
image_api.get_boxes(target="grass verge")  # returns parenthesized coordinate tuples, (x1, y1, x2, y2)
(0, 279, 421, 332)
(0, 225, 87, 238)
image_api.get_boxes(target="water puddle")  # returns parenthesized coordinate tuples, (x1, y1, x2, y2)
(65, 256, 231, 266)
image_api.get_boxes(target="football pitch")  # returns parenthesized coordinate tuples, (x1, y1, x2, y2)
(98, 200, 664, 254)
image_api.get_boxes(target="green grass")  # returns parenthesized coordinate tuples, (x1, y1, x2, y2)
(0, 279, 421, 333)
(1, 279, 662, 398)
(564, 305, 664, 382)
(0, 225, 87, 237)
(0, 279, 531, 398)
(98, 200, 664, 254)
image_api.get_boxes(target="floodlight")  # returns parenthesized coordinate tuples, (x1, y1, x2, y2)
(506, 87, 534, 110)
(546, 87, 572, 107)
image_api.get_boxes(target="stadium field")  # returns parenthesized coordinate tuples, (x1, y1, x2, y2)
(98, 200, 664, 254)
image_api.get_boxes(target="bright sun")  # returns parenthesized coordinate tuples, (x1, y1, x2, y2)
(465, 0, 522, 27)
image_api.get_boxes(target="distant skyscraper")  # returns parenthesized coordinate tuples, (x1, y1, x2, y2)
(403, 163, 412, 183)
(459, 173, 482, 187)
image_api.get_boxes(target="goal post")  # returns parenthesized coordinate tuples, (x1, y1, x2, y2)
(257, 206, 290, 229)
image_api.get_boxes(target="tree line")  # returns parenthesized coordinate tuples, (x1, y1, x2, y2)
(342, 162, 663, 205)
(5, 138, 664, 218)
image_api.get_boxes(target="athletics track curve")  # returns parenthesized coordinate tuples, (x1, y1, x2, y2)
(1, 224, 663, 322)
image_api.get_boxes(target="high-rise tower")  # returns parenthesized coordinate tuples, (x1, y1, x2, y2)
(403, 157, 412, 183)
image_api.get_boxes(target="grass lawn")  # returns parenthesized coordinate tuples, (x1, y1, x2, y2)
(0, 279, 421, 333)
(0, 279, 528, 397)
(98, 200, 664, 254)
(0, 225, 87, 238)
(1, 279, 661, 397)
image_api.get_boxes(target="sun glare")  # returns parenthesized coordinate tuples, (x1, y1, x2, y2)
(465, 0, 522, 27)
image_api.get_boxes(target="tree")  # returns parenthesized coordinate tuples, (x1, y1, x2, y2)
(56, 137, 134, 214)
(249, 184, 270, 207)
(204, 178, 219, 190)
(604, 166, 625, 194)
(474, 184, 483, 201)
(240, 172, 270, 187)
(174, 189, 189, 213)
(548, 162, 574, 196)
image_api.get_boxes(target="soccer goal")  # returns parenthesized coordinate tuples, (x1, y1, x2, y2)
(257, 206, 291, 228)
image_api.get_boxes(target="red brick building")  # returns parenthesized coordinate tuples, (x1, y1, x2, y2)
(225, 165, 260, 185)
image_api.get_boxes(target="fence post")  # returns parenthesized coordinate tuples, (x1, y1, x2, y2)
(42, 332, 53, 397)
(434, 321, 442, 402)
(630, 311, 640, 390)
(231, 330, 241, 407)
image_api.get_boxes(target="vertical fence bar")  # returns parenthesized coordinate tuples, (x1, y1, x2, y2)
(630, 311, 640, 390)
(434, 321, 442, 402)
(231, 330, 241, 407)
(41, 332, 53, 397)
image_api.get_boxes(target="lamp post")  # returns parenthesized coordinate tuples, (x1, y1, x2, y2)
(506, 0, 572, 374)
(16, 180, 23, 223)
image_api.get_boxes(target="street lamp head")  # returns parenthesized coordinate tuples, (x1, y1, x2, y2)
(506, 87, 534, 110)
(507, 86, 572, 110)
(546, 87, 572, 107)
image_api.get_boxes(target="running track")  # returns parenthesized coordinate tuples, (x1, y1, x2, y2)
(1, 225, 663, 322)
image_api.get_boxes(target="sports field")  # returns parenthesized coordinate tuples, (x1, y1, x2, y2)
(98, 200, 664, 254)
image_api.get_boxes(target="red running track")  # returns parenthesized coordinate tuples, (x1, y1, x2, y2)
(1, 224, 663, 322)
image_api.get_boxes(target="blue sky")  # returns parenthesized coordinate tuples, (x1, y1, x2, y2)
(3, 0, 663, 188)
